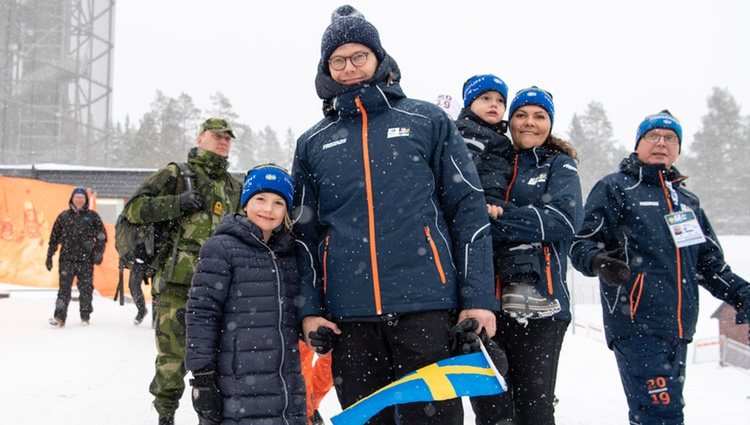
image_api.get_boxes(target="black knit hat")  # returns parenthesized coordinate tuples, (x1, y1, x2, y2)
(320, 5, 385, 63)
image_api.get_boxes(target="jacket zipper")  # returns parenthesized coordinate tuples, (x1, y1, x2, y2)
(505, 154, 520, 202)
(424, 226, 447, 284)
(543, 245, 553, 295)
(322, 236, 330, 294)
(629, 273, 645, 320)
(657, 170, 683, 338)
(355, 97, 383, 315)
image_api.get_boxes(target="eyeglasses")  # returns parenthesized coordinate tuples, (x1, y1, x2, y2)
(328, 52, 370, 71)
(642, 132, 679, 145)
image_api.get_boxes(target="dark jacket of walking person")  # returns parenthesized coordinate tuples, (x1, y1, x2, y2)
(122, 118, 242, 425)
(293, 5, 498, 425)
(186, 165, 306, 425)
(475, 87, 583, 425)
(46, 187, 106, 327)
(570, 110, 750, 425)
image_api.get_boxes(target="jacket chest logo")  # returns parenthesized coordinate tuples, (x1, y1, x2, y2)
(322, 138, 347, 150)
(387, 127, 410, 138)
(527, 172, 548, 185)
(639, 201, 660, 206)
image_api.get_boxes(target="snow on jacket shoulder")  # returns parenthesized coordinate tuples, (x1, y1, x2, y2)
(186, 214, 306, 425)
(293, 81, 496, 320)
(570, 154, 750, 346)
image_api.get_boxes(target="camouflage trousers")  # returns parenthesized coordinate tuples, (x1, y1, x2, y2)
(149, 283, 189, 417)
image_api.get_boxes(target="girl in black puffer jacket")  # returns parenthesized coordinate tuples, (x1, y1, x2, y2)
(186, 164, 306, 425)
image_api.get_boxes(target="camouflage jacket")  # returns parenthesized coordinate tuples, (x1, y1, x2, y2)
(123, 147, 242, 287)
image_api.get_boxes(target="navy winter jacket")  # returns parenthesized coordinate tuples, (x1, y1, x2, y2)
(293, 73, 496, 320)
(490, 144, 584, 322)
(570, 154, 750, 346)
(186, 214, 306, 425)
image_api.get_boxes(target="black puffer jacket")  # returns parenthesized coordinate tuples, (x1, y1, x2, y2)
(47, 191, 106, 264)
(455, 108, 513, 207)
(186, 214, 306, 425)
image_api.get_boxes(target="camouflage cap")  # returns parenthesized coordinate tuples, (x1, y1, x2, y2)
(200, 118, 235, 138)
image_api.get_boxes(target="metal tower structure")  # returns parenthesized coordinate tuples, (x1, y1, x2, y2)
(0, 0, 115, 165)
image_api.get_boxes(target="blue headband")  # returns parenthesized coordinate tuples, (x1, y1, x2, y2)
(508, 86, 555, 126)
(241, 164, 294, 213)
(462, 74, 509, 109)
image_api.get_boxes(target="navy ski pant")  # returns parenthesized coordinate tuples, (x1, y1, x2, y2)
(54, 261, 94, 322)
(612, 335, 687, 425)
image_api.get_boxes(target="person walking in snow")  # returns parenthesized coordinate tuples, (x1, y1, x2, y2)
(570, 110, 750, 425)
(122, 118, 242, 425)
(185, 164, 306, 425)
(46, 187, 107, 327)
(483, 86, 583, 425)
(293, 5, 498, 424)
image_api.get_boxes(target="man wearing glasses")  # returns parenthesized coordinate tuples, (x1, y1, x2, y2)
(571, 110, 750, 424)
(292, 5, 498, 424)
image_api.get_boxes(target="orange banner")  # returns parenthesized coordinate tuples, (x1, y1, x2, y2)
(0, 176, 141, 299)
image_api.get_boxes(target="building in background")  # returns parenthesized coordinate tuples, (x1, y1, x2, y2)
(0, 0, 115, 166)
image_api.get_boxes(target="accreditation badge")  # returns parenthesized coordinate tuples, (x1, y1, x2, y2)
(664, 209, 706, 248)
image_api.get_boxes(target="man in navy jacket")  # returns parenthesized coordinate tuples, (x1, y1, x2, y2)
(571, 110, 750, 425)
(293, 5, 497, 424)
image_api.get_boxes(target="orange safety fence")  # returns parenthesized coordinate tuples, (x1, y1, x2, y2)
(0, 176, 148, 301)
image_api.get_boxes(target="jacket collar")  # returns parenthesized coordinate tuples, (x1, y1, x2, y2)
(619, 153, 687, 186)
(188, 147, 230, 179)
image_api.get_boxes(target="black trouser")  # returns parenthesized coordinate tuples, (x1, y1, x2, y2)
(471, 314, 568, 425)
(127, 267, 148, 316)
(332, 310, 463, 425)
(54, 261, 94, 321)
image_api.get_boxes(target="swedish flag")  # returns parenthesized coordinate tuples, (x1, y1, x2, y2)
(331, 349, 507, 425)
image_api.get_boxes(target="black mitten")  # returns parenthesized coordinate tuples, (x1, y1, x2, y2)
(451, 318, 481, 354)
(180, 190, 205, 214)
(483, 335, 509, 376)
(190, 368, 222, 425)
(733, 290, 750, 324)
(309, 326, 337, 354)
(45, 256, 53, 271)
(591, 248, 630, 286)
(92, 252, 103, 265)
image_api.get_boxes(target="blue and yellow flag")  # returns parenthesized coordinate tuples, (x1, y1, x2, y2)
(331, 348, 507, 425)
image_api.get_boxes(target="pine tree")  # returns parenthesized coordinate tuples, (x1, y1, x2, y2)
(567, 102, 626, 197)
(685, 87, 749, 233)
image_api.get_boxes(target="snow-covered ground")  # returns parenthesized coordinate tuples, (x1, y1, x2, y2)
(2, 235, 749, 424)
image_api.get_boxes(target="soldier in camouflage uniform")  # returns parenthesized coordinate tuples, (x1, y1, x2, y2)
(122, 118, 242, 425)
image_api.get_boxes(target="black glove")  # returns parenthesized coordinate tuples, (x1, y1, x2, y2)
(45, 257, 53, 271)
(451, 319, 509, 376)
(180, 190, 205, 214)
(451, 318, 481, 354)
(92, 252, 103, 265)
(591, 248, 630, 286)
(190, 368, 222, 425)
(733, 290, 750, 324)
(309, 326, 337, 354)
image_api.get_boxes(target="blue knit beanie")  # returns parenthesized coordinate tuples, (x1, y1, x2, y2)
(241, 164, 294, 212)
(462, 74, 509, 108)
(508, 86, 555, 126)
(321, 5, 385, 63)
(635, 110, 682, 151)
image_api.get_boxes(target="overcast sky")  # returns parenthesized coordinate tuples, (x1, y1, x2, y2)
(112, 0, 750, 152)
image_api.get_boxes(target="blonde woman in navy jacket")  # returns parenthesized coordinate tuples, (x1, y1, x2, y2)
(571, 111, 750, 425)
